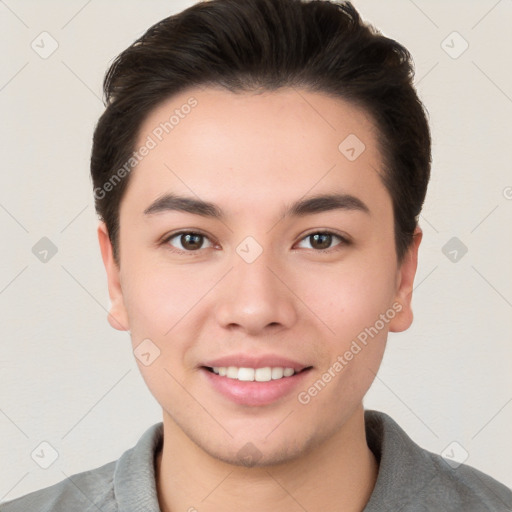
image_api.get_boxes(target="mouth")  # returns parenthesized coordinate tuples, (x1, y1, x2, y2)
(200, 364, 313, 406)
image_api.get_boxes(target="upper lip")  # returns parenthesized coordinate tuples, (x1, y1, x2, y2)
(202, 355, 311, 373)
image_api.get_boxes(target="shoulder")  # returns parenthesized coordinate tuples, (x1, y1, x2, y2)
(0, 460, 118, 512)
(364, 410, 512, 511)
(1, 422, 163, 512)
(418, 448, 512, 510)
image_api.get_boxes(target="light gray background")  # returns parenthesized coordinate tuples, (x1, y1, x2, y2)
(1, 0, 511, 503)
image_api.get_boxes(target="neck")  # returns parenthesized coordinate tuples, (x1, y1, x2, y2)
(155, 405, 377, 512)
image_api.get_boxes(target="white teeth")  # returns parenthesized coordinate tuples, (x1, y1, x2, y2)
(227, 366, 238, 378)
(255, 367, 272, 382)
(271, 367, 284, 379)
(237, 367, 255, 381)
(210, 366, 297, 381)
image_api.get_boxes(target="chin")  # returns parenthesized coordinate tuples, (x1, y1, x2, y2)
(208, 442, 304, 468)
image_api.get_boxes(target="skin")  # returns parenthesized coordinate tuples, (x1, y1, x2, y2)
(98, 87, 422, 512)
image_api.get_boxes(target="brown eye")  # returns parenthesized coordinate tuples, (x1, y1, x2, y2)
(167, 232, 213, 252)
(296, 232, 347, 251)
(310, 233, 333, 250)
(180, 233, 203, 250)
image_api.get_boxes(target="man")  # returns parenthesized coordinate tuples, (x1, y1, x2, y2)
(3, 0, 511, 510)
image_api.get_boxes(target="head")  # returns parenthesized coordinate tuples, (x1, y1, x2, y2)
(93, 0, 430, 466)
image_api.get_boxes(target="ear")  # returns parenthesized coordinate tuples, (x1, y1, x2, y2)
(388, 226, 422, 333)
(97, 222, 130, 331)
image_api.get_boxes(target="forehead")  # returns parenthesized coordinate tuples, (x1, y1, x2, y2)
(123, 86, 389, 218)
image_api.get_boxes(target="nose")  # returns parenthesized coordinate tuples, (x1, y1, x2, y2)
(214, 255, 298, 336)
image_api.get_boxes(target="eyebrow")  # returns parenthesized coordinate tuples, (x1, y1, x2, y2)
(143, 192, 370, 218)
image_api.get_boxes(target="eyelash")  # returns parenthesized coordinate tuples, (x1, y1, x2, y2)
(161, 230, 351, 255)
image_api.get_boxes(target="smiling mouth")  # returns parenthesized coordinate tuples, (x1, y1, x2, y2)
(203, 366, 312, 382)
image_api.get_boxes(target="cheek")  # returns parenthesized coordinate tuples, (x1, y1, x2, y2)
(295, 256, 398, 344)
(121, 257, 205, 339)
(120, 258, 222, 381)
(120, 263, 203, 401)
(295, 264, 393, 417)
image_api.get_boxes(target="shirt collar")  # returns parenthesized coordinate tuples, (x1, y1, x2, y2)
(363, 409, 438, 511)
(114, 422, 164, 512)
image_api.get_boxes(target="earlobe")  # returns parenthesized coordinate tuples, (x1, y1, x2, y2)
(388, 226, 423, 333)
(97, 222, 130, 331)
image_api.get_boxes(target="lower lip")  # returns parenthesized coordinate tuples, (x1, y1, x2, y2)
(202, 368, 312, 407)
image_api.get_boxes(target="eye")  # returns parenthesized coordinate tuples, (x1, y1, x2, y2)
(165, 232, 214, 252)
(296, 231, 348, 251)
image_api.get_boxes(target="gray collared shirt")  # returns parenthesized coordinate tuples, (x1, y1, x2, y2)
(2, 410, 511, 511)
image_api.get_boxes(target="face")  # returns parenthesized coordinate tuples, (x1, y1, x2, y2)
(99, 87, 420, 466)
